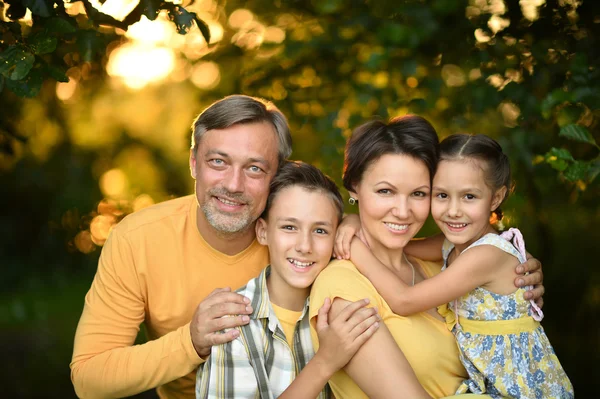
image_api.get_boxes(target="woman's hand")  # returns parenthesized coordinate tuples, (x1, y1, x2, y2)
(334, 214, 361, 260)
(515, 255, 544, 308)
(312, 298, 380, 375)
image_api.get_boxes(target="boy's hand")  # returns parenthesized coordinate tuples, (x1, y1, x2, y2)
(334, 214, 361, 260)
(313, 298, 380, 375)
(190, 287, 253, 358)
(515, 255, 545, 308)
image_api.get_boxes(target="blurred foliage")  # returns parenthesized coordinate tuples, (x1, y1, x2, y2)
(0, 0, 598, 397)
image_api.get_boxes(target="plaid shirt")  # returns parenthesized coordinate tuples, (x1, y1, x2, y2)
(196, 266, 330, 399)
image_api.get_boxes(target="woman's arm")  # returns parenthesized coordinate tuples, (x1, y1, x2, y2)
(351, 238, 504, 316)
(328, 298, 432, 399)
(279, 298, 379, 399)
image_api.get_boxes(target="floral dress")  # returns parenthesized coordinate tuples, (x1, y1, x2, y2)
(439, 229, 574, 399)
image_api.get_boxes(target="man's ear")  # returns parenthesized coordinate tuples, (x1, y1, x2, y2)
(256, 218, 268, 245)
(491, 186, 508, 212)
(189, 149, 197, 179)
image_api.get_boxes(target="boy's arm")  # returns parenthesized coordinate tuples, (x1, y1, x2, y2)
(351, 238, 500, 316)
(279, 298, 379, 399)
(403, 234, 445, 261)
(70, 229, 203, 398)
(196, 330, 258, 399)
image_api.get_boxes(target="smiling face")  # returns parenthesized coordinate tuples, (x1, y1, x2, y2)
(256, 185, 338, 310)
(431, 159, 505, 251)
(190, 121, 279, 237)
(352, 153, 431, 255)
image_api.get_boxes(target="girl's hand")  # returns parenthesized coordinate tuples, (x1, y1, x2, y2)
(334, 214, 361, 260)
(313, 298, 380, 375)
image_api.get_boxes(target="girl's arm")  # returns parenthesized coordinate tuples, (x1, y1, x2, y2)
(351, 238, 507, 316)
(403, 234, 445, 261)
(334, 214, 444, 262)
(327, 298, 431, 399)
(279, 298, 379, 399)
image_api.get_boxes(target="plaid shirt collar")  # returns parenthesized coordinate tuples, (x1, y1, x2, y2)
(246, 265, 310, 327)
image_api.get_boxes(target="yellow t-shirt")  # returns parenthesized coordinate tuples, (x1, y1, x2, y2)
(71, 195, 269, 399)
(271, 302, 303, 348)
(309, 259, 468, 399)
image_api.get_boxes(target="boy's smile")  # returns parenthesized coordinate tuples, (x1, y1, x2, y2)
(256, 185, 338, 311)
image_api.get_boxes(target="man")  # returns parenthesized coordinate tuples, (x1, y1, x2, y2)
(71, 95, 290, 399)
(71, 95, 544, 399)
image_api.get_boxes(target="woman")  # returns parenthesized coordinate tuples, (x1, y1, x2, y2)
(308, 116, 543, 398)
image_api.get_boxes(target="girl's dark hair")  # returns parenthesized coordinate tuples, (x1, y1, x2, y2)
(263, 161, 344, 223)
(439, 134, 512, 220)
(343, 115, 439, 192)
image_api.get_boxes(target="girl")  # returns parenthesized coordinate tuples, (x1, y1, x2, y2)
(347, 134, 573, 398)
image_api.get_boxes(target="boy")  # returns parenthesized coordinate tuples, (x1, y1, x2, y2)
(196, 161, 380, 398)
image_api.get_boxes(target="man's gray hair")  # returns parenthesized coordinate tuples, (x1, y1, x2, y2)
(191, 95, 292, 165)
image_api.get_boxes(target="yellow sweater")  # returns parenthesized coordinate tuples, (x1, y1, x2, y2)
(70, 195, 269, 399)
(309, 259, 469, 399)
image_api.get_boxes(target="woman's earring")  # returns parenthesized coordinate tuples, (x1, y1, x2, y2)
(348, 197, 356, 205)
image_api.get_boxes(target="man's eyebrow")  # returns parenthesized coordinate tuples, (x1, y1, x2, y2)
(204, 151, 271, 169)
(205, 150, 230, 158)
(248, 157, 271, 168)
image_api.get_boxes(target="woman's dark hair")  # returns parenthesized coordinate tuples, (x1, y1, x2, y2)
(262, 160, 344, 223)
(439, 134, 512, 220)
(342, 115, 440, 192)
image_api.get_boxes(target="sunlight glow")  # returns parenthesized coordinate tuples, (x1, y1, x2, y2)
(90, 215, 115, 245)
(107, 44, 175, 89)
(520, 0, 546, 21)
(133, 194, 155, 212)
(488, 15, 510, 33)
(74, 231, 96, 253)
(97, 0, 139, 21)
(229, 9, 254, 28)
(126, 16, 174, 45)
(56, 80, 77, 102)
(191, 61, 221, 90)
(100, 168, 129, 197)
(441, 64, 466, 87)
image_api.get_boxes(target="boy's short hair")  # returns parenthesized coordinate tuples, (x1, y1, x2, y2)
(262, 161, 343, 223)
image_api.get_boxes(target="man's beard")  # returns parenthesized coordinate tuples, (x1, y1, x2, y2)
(201, 188, 255, 235)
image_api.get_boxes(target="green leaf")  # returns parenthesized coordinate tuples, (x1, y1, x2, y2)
(141, 0, 161, 21)
(23, 0, 53, 17)
(168, 6, 195, 35)
(77, 30, 104, 62)
(559, 124, 597, 146)
(540, 89, 571, 119)
(0, 75, 4, 93)
(0, 45, 35, 80)
(43, 63, 69, 82)
(588, 160, 600, 183)
(4, 68, 43, 97)
(194, 16, 211, 43)
(44, 17, 77, 35)
(548, 147, 574, 161)
(29, 33, 58, 55)
(563, 160, 589, 182)
(544, 147, 573, 172)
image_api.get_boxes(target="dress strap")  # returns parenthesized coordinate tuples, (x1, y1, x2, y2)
(500, 228, 544, 322)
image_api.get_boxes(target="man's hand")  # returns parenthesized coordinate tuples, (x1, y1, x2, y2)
(190, 287, 253, 358)
(313, 298, 380, 375)
(515, 255, 544, 308)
